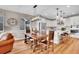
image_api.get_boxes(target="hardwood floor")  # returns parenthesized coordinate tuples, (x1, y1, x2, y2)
(8, 40, 53, 54)
(8, 37, 79, 54)
(54, 37, 79, 54)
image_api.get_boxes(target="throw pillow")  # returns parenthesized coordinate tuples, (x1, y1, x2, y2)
(0, 32, 8, 41)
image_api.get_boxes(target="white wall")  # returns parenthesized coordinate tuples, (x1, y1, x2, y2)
(46, 20, 56, 27)
(69, 16, 79, 25)
(62, 16, 79, 26)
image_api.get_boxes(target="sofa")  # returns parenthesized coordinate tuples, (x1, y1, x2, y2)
(0, 33, 15, 54)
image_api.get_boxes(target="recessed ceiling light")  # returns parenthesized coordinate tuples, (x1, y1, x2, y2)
(66, 5, 70, 8)
(71, 12, 75, 14)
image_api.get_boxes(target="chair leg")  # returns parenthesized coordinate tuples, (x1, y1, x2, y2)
(32, 45, 37, 52)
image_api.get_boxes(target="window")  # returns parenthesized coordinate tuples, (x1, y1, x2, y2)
(0, 16, 4, 31)
(20, 18, 25, 30)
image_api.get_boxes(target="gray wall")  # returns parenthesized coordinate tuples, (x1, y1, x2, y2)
(0, 9, 29, 40)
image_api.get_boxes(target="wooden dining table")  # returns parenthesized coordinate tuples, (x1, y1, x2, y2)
(31, 34, 49, 52)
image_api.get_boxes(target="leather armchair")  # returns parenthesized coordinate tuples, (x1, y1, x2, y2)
(0, 33, 15, 54)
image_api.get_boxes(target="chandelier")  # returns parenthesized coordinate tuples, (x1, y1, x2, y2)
(56, 8, 65, 25)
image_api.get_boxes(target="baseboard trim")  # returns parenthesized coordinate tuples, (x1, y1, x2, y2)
(15, 39, 24, 42)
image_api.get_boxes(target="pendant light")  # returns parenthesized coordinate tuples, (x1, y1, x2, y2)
(56, 8, 61, 25)
(62, 12, 66, 25)
(60, 10, 66, 25)
(32, 5, 39, 21)
(33, 5, 37, 16)
(60, 10, 63, 21)
(56, 8, 59, 20)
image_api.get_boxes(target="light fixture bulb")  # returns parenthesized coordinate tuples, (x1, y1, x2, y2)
(66, 5, 70, 8)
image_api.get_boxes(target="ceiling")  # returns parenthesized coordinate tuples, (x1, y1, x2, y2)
(0, 5, 79, 20)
